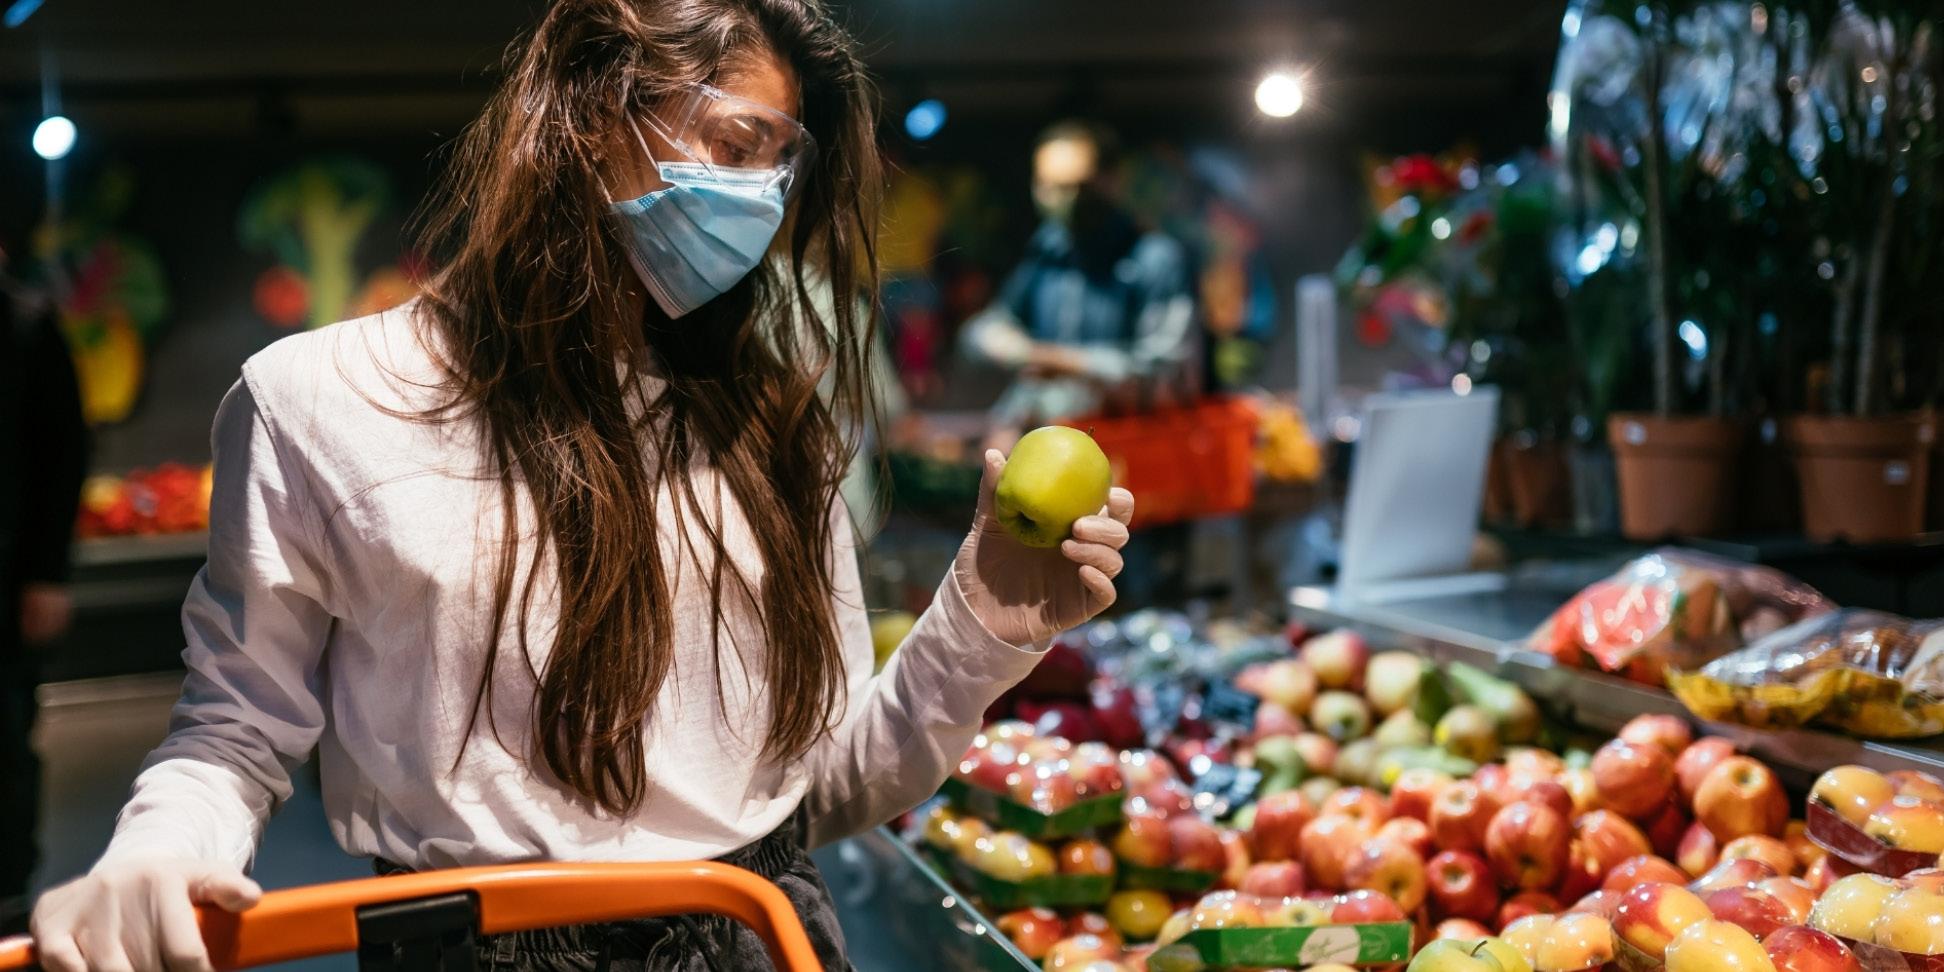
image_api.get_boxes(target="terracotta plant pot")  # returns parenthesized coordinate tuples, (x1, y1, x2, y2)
(1607, 414, 1744, 540)
(1784, 413, 1934, 543)
(1504, 435, 1572, 529)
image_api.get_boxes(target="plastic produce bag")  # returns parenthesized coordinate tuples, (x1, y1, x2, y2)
(1528, 548, 1831, 684)
(1670, 609, 1944, 738)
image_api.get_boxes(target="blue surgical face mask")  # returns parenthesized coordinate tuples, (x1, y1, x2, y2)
(608, 161, 787, 319)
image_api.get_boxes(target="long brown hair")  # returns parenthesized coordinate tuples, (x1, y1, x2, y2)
(410, 0, 880, 814)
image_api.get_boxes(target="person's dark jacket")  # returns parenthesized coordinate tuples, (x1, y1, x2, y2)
(1, 292, 89, 599)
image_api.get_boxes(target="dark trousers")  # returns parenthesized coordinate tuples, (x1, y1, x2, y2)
(375, 812, 852, 971)
(0, 602, 40, 926)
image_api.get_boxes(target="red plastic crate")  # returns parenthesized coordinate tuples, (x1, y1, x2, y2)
(1064, 397, 1259, 528)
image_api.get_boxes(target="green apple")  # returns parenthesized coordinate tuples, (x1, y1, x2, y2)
(1409, 937, 1530, 972)
(992, 426, 1113, 548)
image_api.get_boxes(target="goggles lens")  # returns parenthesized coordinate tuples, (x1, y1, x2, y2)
(644, 83, 816, 198)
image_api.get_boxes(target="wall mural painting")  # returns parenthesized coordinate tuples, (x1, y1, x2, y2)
(28, 167, 171, 426)
(238, 156, 421, 331)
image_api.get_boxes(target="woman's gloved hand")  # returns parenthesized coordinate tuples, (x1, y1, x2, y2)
(30, 857, 262, 972)
(954, 448, 1135, 646)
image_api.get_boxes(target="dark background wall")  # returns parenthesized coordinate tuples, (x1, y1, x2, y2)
(0, 0, 1562, 473)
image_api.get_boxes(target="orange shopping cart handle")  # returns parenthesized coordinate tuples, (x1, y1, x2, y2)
(0, 861, 824, 971)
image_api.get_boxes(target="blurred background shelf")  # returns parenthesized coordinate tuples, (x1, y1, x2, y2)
(1289, 575, 1944, 791)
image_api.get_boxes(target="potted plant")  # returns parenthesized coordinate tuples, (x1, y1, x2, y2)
(1781, 2, 1941, 542)
(1553, 0, 1748, 539)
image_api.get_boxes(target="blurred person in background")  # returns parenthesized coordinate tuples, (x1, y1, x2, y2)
(961, 121, 1197, 431)
(962, 121, 1195, 602)
(26, 1, 1132, 969)
(0, 248, 90, 934)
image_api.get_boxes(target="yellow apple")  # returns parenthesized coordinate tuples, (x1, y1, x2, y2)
(1875, 888, 1944, 955)
(1665, 918, 1776, 972)
(1810, 873, 1904, 940)
(993, 427, 1111, 548)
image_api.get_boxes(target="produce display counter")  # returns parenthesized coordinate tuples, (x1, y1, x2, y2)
(1288, 572, 1944, 792)
(814, 827, 1038, 971)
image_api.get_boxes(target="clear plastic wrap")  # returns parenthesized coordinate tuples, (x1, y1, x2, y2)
(1528, 548, 1832, 685)
(1669, 609, 1944, 738)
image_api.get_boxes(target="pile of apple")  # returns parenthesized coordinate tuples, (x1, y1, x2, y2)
(953, 727, 1128, 816)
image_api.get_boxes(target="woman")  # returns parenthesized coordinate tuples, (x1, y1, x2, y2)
(29, 1, 1132, 969)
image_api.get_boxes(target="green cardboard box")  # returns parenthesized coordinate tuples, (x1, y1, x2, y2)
(1151, 923, 1415, 969)
(938, 776, 1123, 840)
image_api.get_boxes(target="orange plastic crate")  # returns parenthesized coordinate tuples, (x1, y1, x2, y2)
(1064, 397, 1259, 528)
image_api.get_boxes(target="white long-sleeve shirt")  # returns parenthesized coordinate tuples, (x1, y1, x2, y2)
(99, 304, 1041, 872)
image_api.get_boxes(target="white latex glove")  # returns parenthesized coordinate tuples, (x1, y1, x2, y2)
(954, 449, 1135, 646)
(30, 858, 261, 972)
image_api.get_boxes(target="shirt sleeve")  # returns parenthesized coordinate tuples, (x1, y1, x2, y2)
(801, 506, 1046, 847)
(96, 375, 335, 871)
(959, 260, 1040, 368)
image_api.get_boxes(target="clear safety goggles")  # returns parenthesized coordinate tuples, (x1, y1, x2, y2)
(636, 83, 817, 199)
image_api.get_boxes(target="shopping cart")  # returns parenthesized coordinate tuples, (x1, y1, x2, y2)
(0, 861, 823, 971)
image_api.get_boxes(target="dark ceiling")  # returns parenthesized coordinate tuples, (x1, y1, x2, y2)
(0, 0, 1566, 138)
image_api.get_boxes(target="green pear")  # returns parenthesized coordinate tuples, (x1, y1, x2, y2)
(993, 427, 1112, 548)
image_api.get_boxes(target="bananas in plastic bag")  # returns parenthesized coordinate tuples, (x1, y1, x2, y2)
(1669, 609, 1944, 738)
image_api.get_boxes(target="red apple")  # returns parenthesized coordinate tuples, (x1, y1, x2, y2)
(1494, 774, 1574, 821)
(1644, 798, 1690, 859)
(1188, 890, 1265, 929)
(1240, 860, 1308, 899)
(1434, 917, 1493, 941)
(1378, 817, 1434, 859)
(1168, 817, 1227, 873)
(1538, 911, 1617, 971)
(1602, 854, 1689, 892)
(1325, 786, 1391, 828)
(1692, 857, 1780, 894)
(1561, 779, 1608, 831)
(1613, 881, 1713, 962)
(1556, 841, 1604, 904)
(1069, 912, 1117, 944)
(1059, 839, 1117, 877)
(1301, 630, 1370, 690)
(1390, 768, 1451, 823)
(1217, 828, 1250, 889)
(997, 907, 1068, 959)
(1300, 814, 1370, 890)
(1592, 739, 1676, 820)
(1568, 890, 1621, 919)
(1428, 850, 1498, 922)
(1721, 834, 1796, 877)
(1575, 810, 1653, 883)
(1763, 924, 1863, 972)
(1345, 839, 1428, 912)
(1472, 765, 1510, 813)
(1702, 885, 1792, 940)
(1431, 780, 1492, 854)
(1485, 801, 1571, 890)
(1695, 757, 1789, 841)
(1677, 820, 1721, 877)
(1249, 790, 1317, 862)
(1674, 737, 1738, 806)
(1256, 659, 1319, 714)
(1758, 876, 1816, 924)
(1332, 888, 1408, 924)
(1496, 891, 1561, 932)
(1113, 808, 1173, 868)
(1043, 932, 1119, 969)
(1619, 714, 1694, 759)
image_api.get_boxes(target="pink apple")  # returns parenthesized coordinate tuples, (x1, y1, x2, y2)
(1344, 839, 1428, 912)
(1763, 924, 1864, 972)
(1574, 810, 1653, 884)
(1602, 854, 1689, 892)
(1431, 780, 1492, 854)
(1702, 884, 1793, 940)
(1168, 816, 1226, 873)
(1485, 801, 1571, 890)
(1496, 891, 1561, 932)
